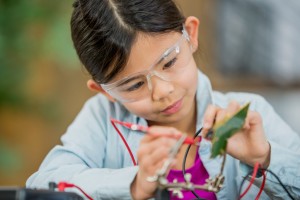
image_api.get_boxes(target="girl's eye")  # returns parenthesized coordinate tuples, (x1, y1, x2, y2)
(163, 57, 177, 70)
(126, 81, 145, 92)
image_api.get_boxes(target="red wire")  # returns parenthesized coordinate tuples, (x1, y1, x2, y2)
(110, 119, 137, 166)
(110, 118, 198, 146)
(110, 118, 149, 132)
(239, 162, 260, 199)
(73, 185, 94, 200)
(255, 170, 266, 200)
(58, 182, 93, 200)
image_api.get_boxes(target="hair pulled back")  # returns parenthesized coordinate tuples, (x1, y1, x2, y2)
(71, 0, 185, 83)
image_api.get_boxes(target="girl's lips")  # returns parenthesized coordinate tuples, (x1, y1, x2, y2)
(162, 99, 183, 115)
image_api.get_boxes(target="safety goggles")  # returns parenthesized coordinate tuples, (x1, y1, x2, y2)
(101, 27, 193, 102)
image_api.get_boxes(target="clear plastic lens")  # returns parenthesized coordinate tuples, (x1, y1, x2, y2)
(103, 32, 192, 102)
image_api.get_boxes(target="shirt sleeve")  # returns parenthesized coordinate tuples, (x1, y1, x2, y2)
(239, 95, 300, 199)
(26, 95, 138, 200)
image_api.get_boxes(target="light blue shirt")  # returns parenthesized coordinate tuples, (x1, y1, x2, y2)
(27, 71, 300, 199)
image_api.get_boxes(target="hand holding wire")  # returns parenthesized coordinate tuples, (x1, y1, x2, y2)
(146, 134, 188, 182)
(131, 123, 186, 199)
(111, 118, 200, 146)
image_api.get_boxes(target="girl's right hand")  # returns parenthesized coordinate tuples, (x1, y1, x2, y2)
(130, 126, 182, 200)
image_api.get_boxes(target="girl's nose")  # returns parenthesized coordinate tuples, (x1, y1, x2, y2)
(150, 76, 174, 101)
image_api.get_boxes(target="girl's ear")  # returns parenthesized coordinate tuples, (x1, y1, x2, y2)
(184, 16, 200, 52)
(87, 79, 116, 102)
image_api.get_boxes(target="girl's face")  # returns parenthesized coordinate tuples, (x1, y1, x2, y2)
(116, 30, 199, 127)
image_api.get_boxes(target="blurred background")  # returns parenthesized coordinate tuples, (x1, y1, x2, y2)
(0, 0, 299, 186)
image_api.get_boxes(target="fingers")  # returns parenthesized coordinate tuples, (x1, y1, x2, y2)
(202, 104, 219, 139)
(140, 145, 177, 175)
(146, 126, 182, 139)
(133, 133, 178, 200)
(138, 133, 178, 174)
(202, 101, 268, 168)
(203, 104, 219, 129)
(202, 101, 241, 139)
(139, 136, 176, 162)
(133, 123, 194, 198)
(242, 111, 263, 133)
(138, 125, 186, 176)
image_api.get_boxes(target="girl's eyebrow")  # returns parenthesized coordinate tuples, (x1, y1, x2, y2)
(155, 45, 175, 65)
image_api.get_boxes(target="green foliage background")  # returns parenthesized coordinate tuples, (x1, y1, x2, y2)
(0, 0, 91, 185)
(0, 0, 77, 107)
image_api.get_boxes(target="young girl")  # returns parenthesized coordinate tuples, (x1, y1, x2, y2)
(27, 0, 300, 199)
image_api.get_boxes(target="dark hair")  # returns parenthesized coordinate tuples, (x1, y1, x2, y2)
(71, 0, 185, 84)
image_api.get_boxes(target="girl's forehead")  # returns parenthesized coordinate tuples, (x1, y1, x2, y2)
(133, 32, 179, 53)
(113, 31, 181, 80)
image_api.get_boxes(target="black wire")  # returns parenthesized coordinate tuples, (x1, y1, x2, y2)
(182, 129, 296, 200)
(183, 129, 296, 200)
(182, 128, 206, 200)
(238, 168, 295, 200)
(264, 169, 295, 200)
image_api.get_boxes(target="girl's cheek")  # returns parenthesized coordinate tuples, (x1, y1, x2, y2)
(123, 101, 153, 117)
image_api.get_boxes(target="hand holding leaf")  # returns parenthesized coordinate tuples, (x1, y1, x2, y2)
(210, 103, 250, 158)
(202, 101, 270, 167)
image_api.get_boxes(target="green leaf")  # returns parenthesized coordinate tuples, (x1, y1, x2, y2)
(210, 103, 250, 158)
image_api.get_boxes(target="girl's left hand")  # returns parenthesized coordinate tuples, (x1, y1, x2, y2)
(201, 101, 271, 168)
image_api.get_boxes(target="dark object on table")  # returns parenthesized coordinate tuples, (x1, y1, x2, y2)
(0, 187, 83, 200)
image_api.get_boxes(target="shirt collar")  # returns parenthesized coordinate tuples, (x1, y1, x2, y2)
(195, 70, 214, 132)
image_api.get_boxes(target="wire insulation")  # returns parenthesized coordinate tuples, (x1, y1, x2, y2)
(255, 170, 266, 200)
(111, 119, 137, 166)
(239, 162, 260, 199)
(182, 128, 205, 200)
(238, 167, 295, 200)
(58, 182, 93, 200)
